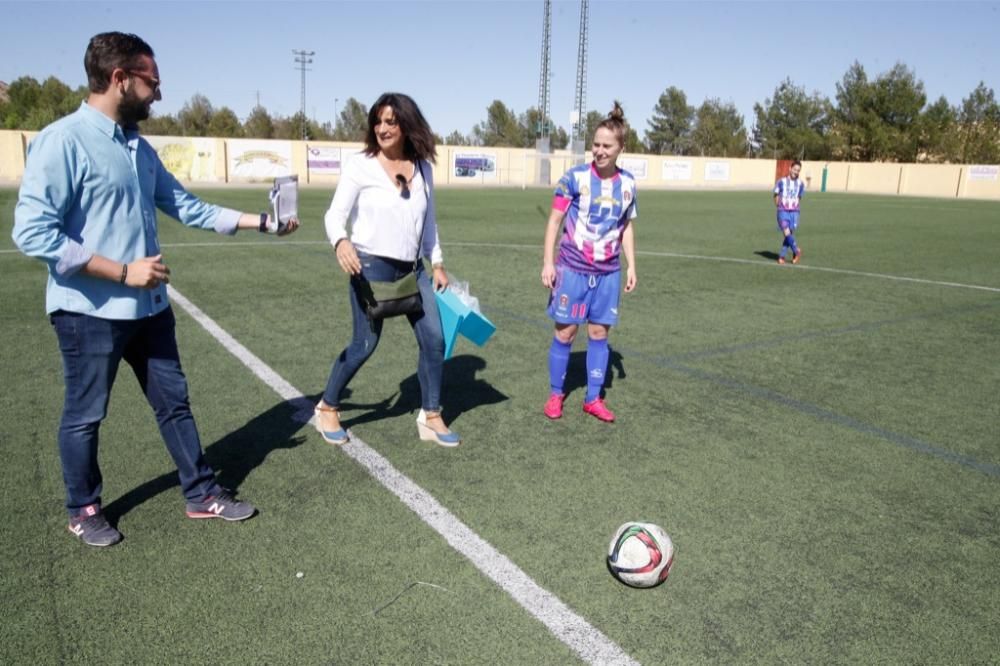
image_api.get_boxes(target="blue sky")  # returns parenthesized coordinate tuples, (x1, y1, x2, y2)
(2, 0, 998, 138)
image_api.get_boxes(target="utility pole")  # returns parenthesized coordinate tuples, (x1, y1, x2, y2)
(571, 0, 589, 160)
(293, 49, 315, 141)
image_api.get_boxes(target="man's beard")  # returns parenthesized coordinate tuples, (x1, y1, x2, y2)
(118, 88, 151, 128)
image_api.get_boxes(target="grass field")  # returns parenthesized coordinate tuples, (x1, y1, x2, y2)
(2, 184, 999, 665)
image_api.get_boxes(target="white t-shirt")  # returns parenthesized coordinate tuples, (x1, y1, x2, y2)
(324, 152, 443, 265)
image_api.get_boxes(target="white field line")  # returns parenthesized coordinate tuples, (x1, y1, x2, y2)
(447, 242, 1000, 294)
(6, 241, 997, 294)
(202, 240, 998, 294)
(633, 249, 1000, 294)
(165, 284, 639, 666)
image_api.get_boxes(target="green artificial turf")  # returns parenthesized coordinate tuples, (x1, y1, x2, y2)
(2, 185, 998, 664)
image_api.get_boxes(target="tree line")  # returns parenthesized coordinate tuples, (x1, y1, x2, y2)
(0, 77, 374, 143)
(2, 60, 997, 163)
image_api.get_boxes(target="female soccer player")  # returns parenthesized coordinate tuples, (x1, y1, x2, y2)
(541, 101, 638, 423)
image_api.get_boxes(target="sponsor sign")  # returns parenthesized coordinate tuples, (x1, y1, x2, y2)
(969, 165, 999, 181)
(454, 152, 497, 179)
(227, 139, 292, 180)
(619, 157, 648, 180)
(146, 136, 218, 181)
(705, 161, 731, 181)
(307, 146, 342, 175)
(662, 160, 692, 181)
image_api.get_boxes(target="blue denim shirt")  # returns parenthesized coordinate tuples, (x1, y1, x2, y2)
(13, 102, 241, 319)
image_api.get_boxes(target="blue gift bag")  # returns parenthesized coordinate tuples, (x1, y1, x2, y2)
(434, 288, 497, 360)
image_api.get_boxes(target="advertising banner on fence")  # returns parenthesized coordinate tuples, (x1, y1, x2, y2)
(969, 165, 999, 181)
(705, 161, 731, 181)
(453, 152, 497, 180)
(619, 157, 648, 180)
(227, 139, 292, 180)
(307, 146, 342, 175)
(146, 136, 218, 182)
(662, 160, 692, 181)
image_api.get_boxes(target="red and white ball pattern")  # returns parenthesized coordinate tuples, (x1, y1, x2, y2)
(607, 521, 675, 588)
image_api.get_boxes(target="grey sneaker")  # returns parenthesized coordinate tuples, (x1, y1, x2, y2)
(68, 504, 123, 547)
(185, 489, 256, 521)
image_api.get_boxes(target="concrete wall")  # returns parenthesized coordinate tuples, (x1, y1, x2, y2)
(799, 159, 996, 200)
(900, 164, 963, 198)
(0, 130, 25, 181)
(2, 128, 999, 200)
(846, 162, 904, 195)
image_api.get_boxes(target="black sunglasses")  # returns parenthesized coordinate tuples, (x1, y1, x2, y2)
(127, 70, 161, 93)
(395, 174, 410, 199)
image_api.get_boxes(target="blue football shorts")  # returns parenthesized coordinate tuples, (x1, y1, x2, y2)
(547, 265, 621, 326)
(777, 210, 800, 233)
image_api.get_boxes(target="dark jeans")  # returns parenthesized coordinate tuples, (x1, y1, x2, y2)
(322, 254, 445, 412)
(51, 308, 219, 514)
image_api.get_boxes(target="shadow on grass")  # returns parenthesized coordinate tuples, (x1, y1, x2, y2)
(561, 348, 626, 401)
(339, 353, 507, 429)
(104, 398, 309, 523)
(755, 250, 780, 261)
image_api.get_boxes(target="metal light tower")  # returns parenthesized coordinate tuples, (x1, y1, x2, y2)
(293, 49, 314, 140)
(537, 0, 552, 139)
(536, 0, 553, 184)
(571, 0, 589, 158)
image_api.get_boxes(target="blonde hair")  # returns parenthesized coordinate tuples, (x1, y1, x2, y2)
(595, 100, 628, 148)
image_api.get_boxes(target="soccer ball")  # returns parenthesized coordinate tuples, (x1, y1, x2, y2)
(607, 521, 675, 588)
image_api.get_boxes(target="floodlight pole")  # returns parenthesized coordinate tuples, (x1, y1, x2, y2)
(293, 49, 315, 141)
(536, 0, 553, 185)
(537, 0, 552, 140)
(571, 0, 590, 161)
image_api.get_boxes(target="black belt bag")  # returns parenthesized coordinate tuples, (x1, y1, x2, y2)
(355, 270, 423, 320)
(352, 160, 430, 321)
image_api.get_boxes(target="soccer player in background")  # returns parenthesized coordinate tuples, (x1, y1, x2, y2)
(540, 101, 638, 423)
(774, 159, 805, 264)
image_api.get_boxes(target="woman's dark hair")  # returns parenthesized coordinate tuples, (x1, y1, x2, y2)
(364, 92, 437, 163)
(594, 100, 628, 148)
(84, 32, 155, 93)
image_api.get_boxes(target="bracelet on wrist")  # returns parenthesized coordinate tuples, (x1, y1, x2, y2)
(120, 263, 128, 285)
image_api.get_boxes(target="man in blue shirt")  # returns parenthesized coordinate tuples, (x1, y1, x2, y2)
(12, 32, 299, 547)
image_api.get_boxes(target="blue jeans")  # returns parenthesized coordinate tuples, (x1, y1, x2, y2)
(50, 308, 220, 514)
(323, 254, 445, 412)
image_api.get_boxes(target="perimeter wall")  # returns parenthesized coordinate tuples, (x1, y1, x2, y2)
(1, 129, 998, 200)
